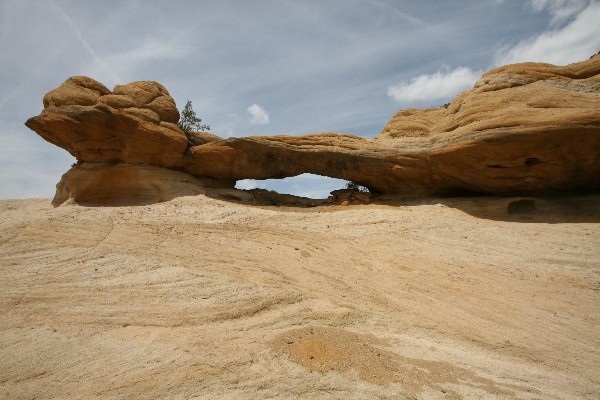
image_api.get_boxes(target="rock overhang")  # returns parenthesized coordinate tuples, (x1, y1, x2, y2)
(24, 54, 600, 205)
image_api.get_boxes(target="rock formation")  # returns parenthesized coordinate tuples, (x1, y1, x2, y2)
(25, 54, 600, 205)
(26, 77, 187, 168)
(52, 163, 205, 207)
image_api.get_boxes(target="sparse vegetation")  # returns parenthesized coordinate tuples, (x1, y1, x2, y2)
(442, 102, 451, 108)
(178, 100, 210, 146)
(345, 181, 370, 193)
(266, 196, 281, 206)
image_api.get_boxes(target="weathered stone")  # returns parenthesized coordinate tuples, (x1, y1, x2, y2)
(184, 133, 434, 195)
(97, 94, 137, 109)
(352, 192, 373, 205)
(26, 54, 600, 201)
(26, 76, 187, 168)
(185, 54, 600, 195)
(378, 108, 445, 140)
(186, 131, 222, 146)
(43, 76, 110, 108)
(52, 163, 205, 206)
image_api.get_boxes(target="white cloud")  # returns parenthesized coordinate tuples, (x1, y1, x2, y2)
(387, 67, 481, 104)
(247, 104, 270, 125)
(107, 39, 188, 65)
(235, 179, 258, 190)
(494, 2, 600, 66)
(85, 37, 190, 87)
(527, 0, 589, 24)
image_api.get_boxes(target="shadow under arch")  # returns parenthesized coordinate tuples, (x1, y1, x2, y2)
(209, 179, 600, 223)
(373, 194, 600, 224)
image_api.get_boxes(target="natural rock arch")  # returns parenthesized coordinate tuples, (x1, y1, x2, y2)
(25, 54, 600, 205)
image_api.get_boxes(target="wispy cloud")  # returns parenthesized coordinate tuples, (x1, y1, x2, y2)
(366, 0, 427, 27)
(87, 36, 190, 87)
(48, 0, 119, 83)
(109, 39, 188, 65)
(248, 104, 270, 125)
(494, 2, 600, 65)
(387, 67, 481, 104)
(527, 0, 589, 24)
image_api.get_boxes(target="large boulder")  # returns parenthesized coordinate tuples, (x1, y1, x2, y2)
(26, 76, 187, 168)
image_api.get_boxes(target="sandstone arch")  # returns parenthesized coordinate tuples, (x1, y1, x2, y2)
(25, 54, 600, 205)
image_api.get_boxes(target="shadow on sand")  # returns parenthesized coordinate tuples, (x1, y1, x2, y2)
(384, 195, 600, 224)
(204, 187, 600, 224)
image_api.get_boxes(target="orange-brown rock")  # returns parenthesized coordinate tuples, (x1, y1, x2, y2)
(26, 76, 187, 168)
(185, 54, 600, 195)
(26, 55, 600, 199)
(184, 133, 433, 195)
(52, 163, 205, 206)
(375, 54, 600, 194)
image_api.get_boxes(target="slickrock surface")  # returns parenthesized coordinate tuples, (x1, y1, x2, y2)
(1, 196, 599, 398)
(25, 55, 600, 198)
(13, 54, 600, 399)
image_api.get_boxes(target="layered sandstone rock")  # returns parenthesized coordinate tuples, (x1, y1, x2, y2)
(184, 133, 433, 195)
(188, 54, 599, 195)
(376, 54, 600, 194)
(26, 77, 187, 168)
(25, 54, 600, 202)
(52, 163, 205, 206)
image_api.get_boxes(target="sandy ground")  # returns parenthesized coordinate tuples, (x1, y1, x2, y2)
(1, 194, 599, 399)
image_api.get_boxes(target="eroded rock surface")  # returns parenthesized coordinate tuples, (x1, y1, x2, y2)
(26, 77, 187, 168)
(2, 196, 600, 398)
(184, 133, 435, 195)
(25, 55, 600, 200)
(53, 163, 205, 206)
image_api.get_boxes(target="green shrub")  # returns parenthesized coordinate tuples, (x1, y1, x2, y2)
(178, 100, 210, 146)
(345, 181, 370, 192)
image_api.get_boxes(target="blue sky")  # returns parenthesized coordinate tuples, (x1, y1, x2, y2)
(1, 0, 599, 199)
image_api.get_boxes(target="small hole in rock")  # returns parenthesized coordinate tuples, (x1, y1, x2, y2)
(524, 157, 541, 166)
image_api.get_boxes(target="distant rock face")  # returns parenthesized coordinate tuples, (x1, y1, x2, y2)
(26, 76, 187, 168)
(26, 55, 600, 202)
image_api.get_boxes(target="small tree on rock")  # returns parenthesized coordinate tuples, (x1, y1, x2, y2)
(178, 100, 210, 134)
(345, 181, 370, 192)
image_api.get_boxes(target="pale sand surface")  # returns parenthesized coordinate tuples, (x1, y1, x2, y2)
(1, 195, 599, 399)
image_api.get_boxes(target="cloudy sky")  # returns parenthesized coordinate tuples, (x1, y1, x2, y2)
(1, 0, 599, 199)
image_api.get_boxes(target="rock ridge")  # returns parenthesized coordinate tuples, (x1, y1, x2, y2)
(25, 54, 600, 205)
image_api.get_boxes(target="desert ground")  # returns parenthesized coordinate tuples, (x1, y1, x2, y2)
(1, 194, 599, 399)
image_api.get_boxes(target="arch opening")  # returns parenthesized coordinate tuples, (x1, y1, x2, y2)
(235, 173, 350, 199)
